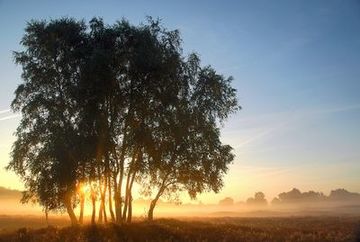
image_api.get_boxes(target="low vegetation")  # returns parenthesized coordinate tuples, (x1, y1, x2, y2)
(1, 217, 359, 242)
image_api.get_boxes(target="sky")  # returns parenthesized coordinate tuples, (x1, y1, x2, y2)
(0, 0, 360, 203)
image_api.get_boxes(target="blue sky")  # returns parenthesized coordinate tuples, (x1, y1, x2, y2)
(0, 0, 359, 202)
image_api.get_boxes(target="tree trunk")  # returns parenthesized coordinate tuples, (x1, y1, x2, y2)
(126, 170, 136, 223)
(98, 180, 103, 223)
(115, 156, 125, 223)
(147, 189, 164, 221)
(122, 164, 134, 221)
(127, 193, 132, 223)
(79, 168, 85, 225)
(103, 153, 109, 224)
(98, 200, 103, 223)
(122, 180, 130, 221)
(104, 209, 108, 223)
(114, 188, 122, 223)
(98, 199, 108, 223)
(122, 149, 139, 222)
(103, 194, 108, 223)
(97, 200, 108, 224)
(113, 173, 121, 223)
(147, 200, 156, 221)
(147, 176, 170, 221)
(108, 176, 115, 222)
(91, 188, 96, 225)
(64, 193, 78, 225)
(98, 174, 108, 223)
(79, 192, 85, 224)
(115, 125, 128, 223)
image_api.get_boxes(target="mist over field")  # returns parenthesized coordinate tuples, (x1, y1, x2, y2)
(1, 186, 360, 222)
(1, 1, 360, 241)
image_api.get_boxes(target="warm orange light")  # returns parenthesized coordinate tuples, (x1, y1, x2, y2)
(77, 182, 91, 196)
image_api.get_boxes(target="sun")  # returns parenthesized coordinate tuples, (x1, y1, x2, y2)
(78, 182, 91, 195)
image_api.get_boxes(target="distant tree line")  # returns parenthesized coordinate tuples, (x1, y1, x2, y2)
(218, 192, 268, 206)
(246, 192, 267, 206)
(217, 188, 360, 207)
(7, 17, 239, 225)
(272, 188, 360, 204)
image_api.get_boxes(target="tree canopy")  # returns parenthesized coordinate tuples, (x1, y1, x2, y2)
(8, 17, 239, 225)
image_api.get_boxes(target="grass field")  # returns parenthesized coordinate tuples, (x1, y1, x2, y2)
(0, 216, 359, 242)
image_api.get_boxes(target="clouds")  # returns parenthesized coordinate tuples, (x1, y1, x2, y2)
(219, 102, 360, 201)
(0, 109, 20, 121)
(229, 102, 360, 150)
(0, 109, 10, 114)
(236, 165, 293, 178)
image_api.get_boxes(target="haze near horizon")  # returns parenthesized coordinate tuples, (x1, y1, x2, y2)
(0, 0, 360, 205)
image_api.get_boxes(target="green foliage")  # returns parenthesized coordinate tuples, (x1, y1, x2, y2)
(9, 18, 88, 212)
(8, 16, 239, 223)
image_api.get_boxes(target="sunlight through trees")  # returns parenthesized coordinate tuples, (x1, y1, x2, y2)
(7, 17, 239, 225)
